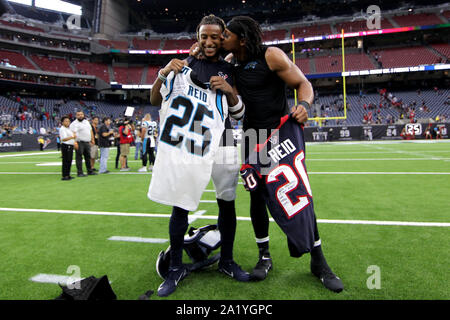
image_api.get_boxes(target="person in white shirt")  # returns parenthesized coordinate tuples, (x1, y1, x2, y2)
(59, 116, 76, 180)
(138, 113, 157, 172)
(69, 111, 97, 177)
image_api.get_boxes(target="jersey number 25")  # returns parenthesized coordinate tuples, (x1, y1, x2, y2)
(160, 96, 213, 156)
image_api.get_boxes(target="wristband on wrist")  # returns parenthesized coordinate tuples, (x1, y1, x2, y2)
(157, 70, 167, 82)
(298, 100, 310, 109)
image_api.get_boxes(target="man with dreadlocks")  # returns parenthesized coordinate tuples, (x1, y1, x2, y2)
(149, 14, 248, 297)
(222, 16, 344, 293)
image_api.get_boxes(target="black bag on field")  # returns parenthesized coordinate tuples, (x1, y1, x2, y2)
(55, 275, 117, 300)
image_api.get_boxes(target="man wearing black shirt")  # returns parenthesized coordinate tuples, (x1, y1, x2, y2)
(98, 117, 114, 174)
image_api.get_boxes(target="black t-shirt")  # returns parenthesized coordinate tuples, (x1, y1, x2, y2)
(91, 124, 99, 145)
(98, 124, 112, 148)
(233, 47, 290, 130)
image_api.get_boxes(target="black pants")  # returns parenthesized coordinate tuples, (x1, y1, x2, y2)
(61, 143, 74, 177)
(75, 141, 92, 174)
(115, 143, 120, 168)
(142, 138, 155, 167)
(250, 185, 270, 240)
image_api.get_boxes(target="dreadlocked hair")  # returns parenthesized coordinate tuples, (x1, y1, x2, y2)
(227, 16, 264, 60)
(196, 14, 226, 39)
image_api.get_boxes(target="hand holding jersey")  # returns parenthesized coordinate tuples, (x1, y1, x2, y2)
(160, 58, 187, 77)
(148, 66, 230, 211)
(240, 115, 319, 256)
(223, 16, 343, 292)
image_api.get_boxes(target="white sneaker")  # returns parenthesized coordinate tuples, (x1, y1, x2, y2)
(138, 167, 147, 172)
(120, 168, 130, 172)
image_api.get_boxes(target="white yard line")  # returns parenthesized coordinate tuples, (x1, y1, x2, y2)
(1, 207, 448, 227)
(29, 273, 81, 285)
(0, 151, 60, 158)
(107, 236, 167, 243)
(188, 210, 207, 224)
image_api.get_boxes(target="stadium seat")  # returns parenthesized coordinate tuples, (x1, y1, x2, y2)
(73, 61, 110, 83)
(0, 50, 37, 70)
(30, 54, 74, 74)
(291, 24, 332, 38)
(373, 46, 440, 68)
(392, 13, 442, 27)
(113, 66, 144, 84)
(163, 39, 195, 50)
(132, 38, 161, 50)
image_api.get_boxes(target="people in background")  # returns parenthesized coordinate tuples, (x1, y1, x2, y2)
(59, 116, 76, 181)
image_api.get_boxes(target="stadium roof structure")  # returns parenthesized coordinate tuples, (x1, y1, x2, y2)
(125, 0, 449, 32)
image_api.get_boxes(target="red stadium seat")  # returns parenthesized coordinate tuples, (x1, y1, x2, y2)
(392, 13, 442, 27)
(262, 29, 288, 42)
(163, 39, 195, 50)
(74, 61, 110, 83)
(132, 38, 161, 50)
(30, 54, 73, 74)
(113, 66, 144, 84)
(0, 50, 37, 70)
(373, 46, 440, 68)
(291, 24, 332, 38)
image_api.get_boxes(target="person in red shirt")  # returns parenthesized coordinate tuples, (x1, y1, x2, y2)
(119, 119, 134, 171)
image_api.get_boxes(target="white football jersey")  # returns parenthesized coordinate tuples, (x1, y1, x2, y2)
(148, 66, 229, 211)
(141, 120, 157, 147)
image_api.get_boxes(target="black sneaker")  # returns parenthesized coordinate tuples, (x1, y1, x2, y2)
(218, 260, 250, 282)
(77, 173, 87, 177)
(250, 255, 273, 281)
(311, 262, 344, 293)
(157, 266, 189, 297)
(88, 171, 97, 175)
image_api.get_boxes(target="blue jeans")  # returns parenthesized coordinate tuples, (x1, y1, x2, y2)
(135, 142, 142, 160)
(99, 147, 110, 173)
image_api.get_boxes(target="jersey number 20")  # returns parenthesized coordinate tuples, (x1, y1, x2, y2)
(160, 96, 213, 156)
(266, 151, 313, 219)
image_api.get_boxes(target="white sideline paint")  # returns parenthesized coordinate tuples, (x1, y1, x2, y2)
(1, 207, 449, 227)
(108, 236, 167, 243)
(36, 162, 63, 166)
(188, 210, 207, 224)
(0, 151, 59, 158)
(29, 273, 81, 285)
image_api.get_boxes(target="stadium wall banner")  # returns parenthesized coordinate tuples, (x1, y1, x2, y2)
(303, 123, 449, 142)
(0, 134, 57, 152)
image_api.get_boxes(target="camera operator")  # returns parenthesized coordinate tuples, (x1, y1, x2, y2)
(119, 118, 134, 171)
